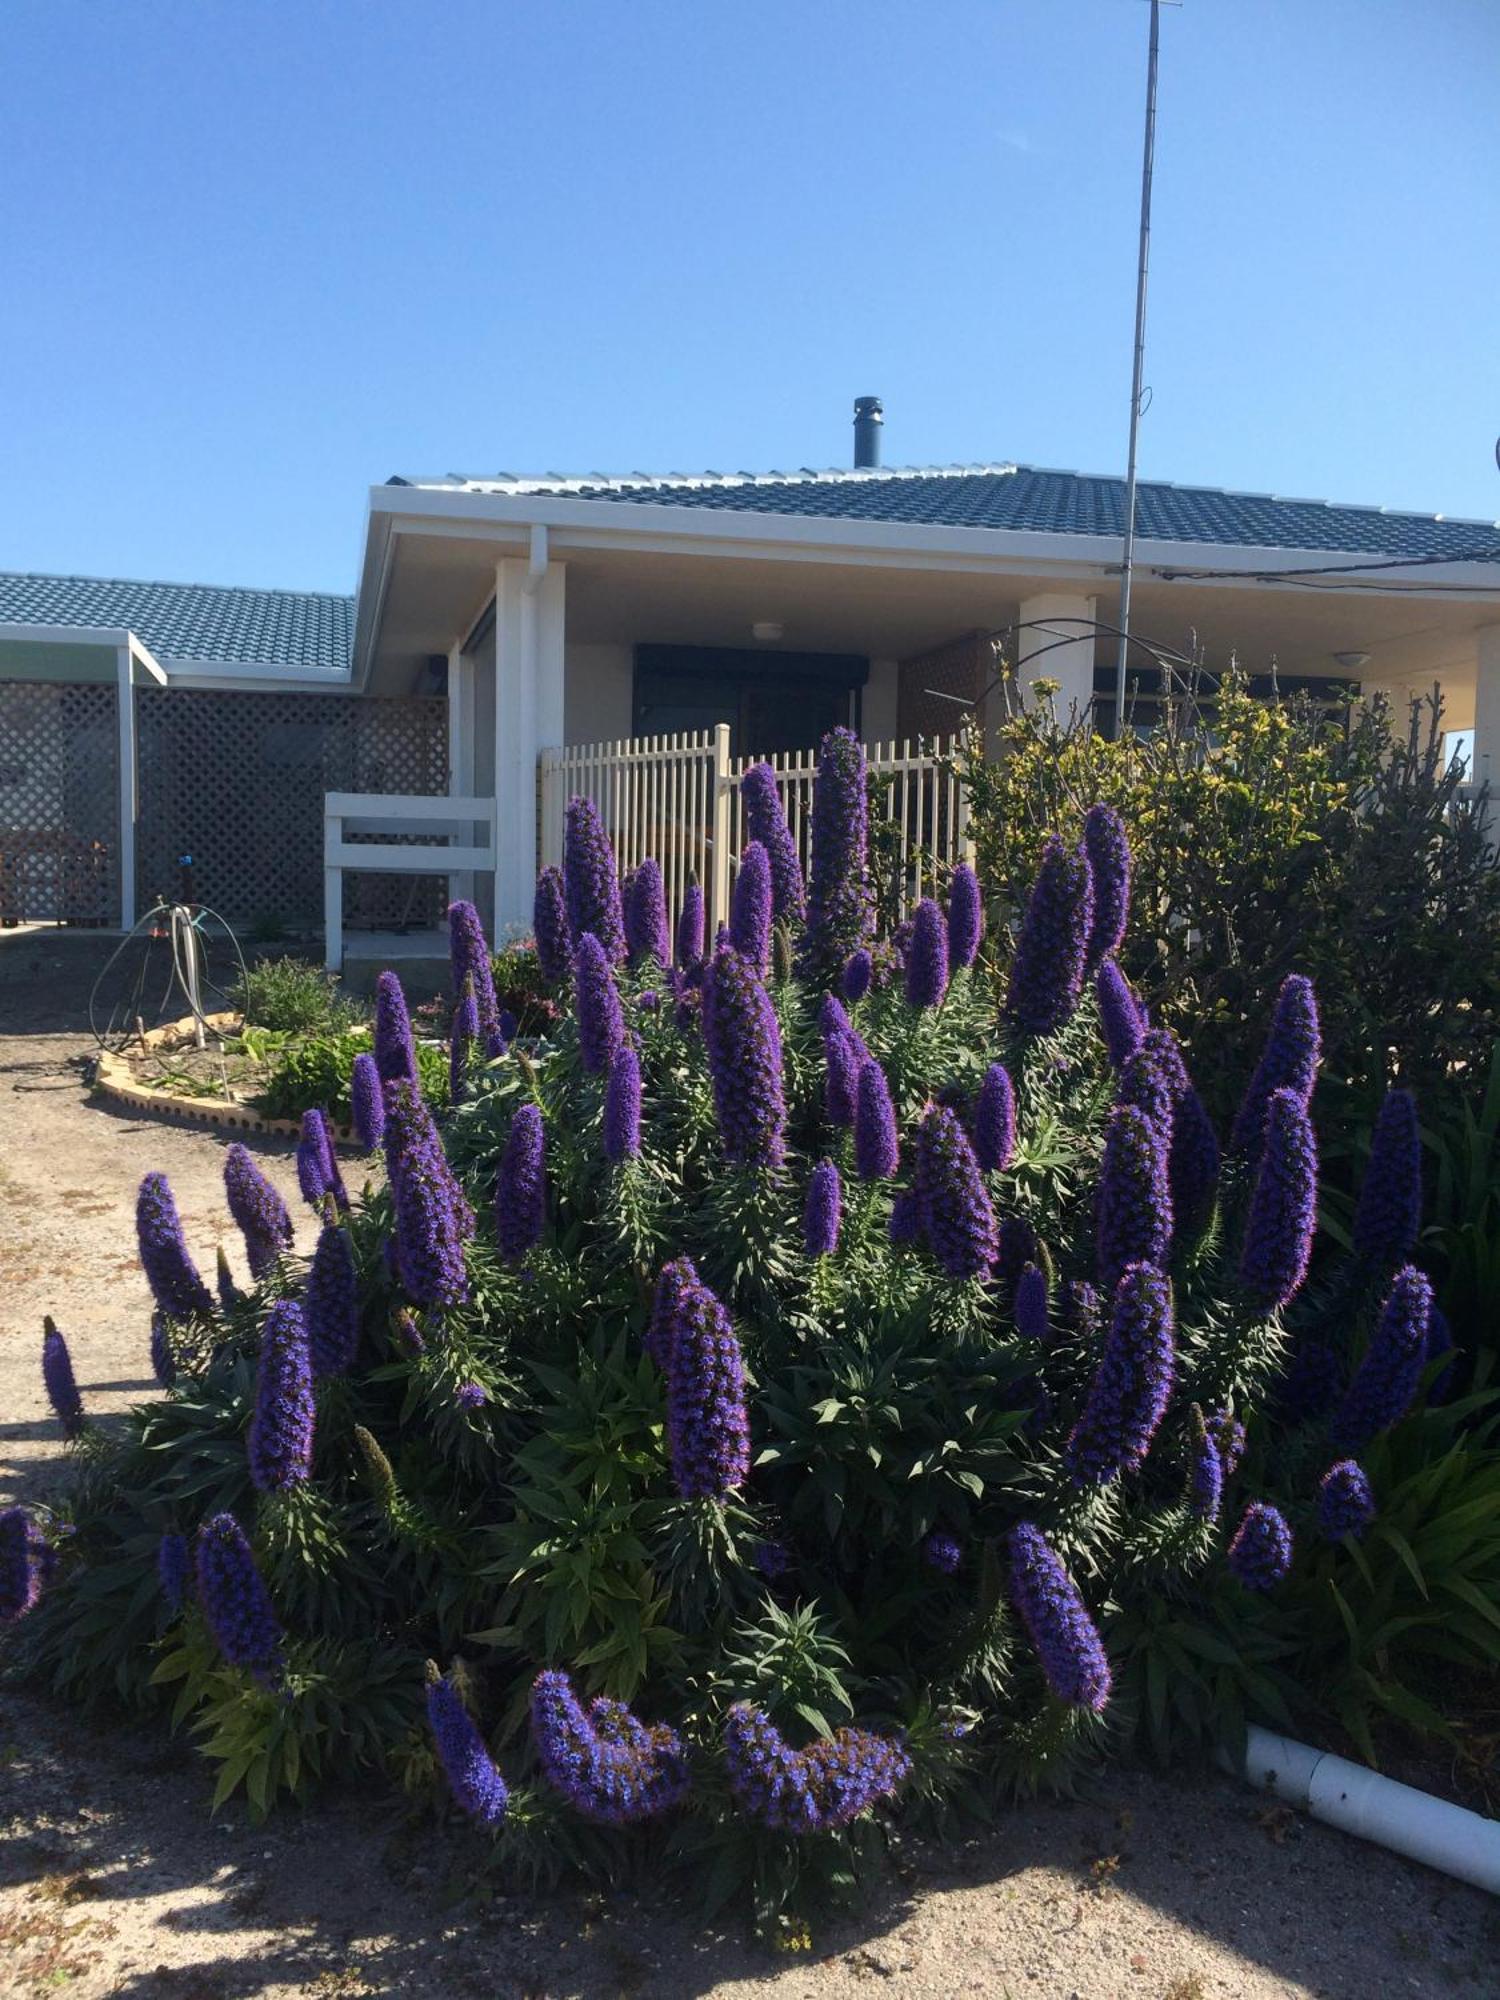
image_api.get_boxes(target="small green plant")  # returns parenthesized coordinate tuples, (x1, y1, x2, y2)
(236, 956, 364, 1036)
(255, 1027, 447, 1123)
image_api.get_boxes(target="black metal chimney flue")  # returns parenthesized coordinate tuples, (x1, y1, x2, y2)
(853, 395, 883, 469)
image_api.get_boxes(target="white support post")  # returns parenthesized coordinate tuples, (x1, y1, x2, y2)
(115, 645, 137, 930)
(324, 804, 343, 974)
(1474, 625, 1500, 845)
(709, 722, 733, 935)
(493, 550, 567, 937)
(1015, 592, 1099, 731)
(447, 642, 477, 906)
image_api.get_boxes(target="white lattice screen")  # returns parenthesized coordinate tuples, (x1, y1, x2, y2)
(0, 680, 119, 923)
(135, 688, 448, 928)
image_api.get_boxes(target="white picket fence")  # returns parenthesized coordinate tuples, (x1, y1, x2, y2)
(538, 726, 972, 935)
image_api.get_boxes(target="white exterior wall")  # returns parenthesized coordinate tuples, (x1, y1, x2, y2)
(1474, 625, 1500, 803)
(565, 641, 633, 744)
(863, 657, 899, 745)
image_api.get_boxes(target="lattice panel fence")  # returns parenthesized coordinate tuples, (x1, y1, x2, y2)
(0, 681, 119, 923)
(135, 689, 448, 930)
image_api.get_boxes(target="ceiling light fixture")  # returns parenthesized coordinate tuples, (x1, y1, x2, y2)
(752, 621, 784, 643)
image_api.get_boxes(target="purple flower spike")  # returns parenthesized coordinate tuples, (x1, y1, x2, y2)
(923, 1531, 963, 1576)
(1170, 1084, 1221, 1250)
(1318, 1459, 1376, 1542)
(1082, 804, 1131, 974)
(741, 763, 806, 924)
(803, 728, 874, 983)
(1119, 1034, 1179, 1138)
(604, 1044, 643, 1163)
(842, 948, 873, 1002)
(158, 1532, 189, 1619)
(1014, 1263, 1049, 1343)
(1064, 1263, 1175, 1484)
(888, 1188, 922, 1246)
(496, 1103, 547, 1263)
(247, 1299, 315, 1494)
(1330, 1264, 1433, 1452)
(676, 881, 705, 970)
(194, 1512, 284, 1687)
(447, 899, 500, 1042)
(136, 1172, 214, 1322)
(824, 1027, 861, 1128)
(427, 1674, 509, 1828)
(730, 841, 774, 976)
(1228, 1502, 1293, 1592)
(1353, 1089, 1422, 1272)
(574, 931, 626, 1075)
(224, 1144, 294, 1281)
(533, 865, 573, 986)
(947, 863, 983, 971)
(702, 943, 787, 1169)
(804, 1158, 843, 1257)
(663, 1272, 750, 1499)
(0, 1509, 50, 1624)
(373, 970, 418, 1088)
(974, 1063, 1017, 1173)
(1205, 1407, 1247, 1477)
(1008, 1522, 1112, 1712)
(1239, 1087, 1318, 1312)
(854, 1058, 899, 1182)
(1188, 1410, 1224, 1523)
(296, 1108, 348, 1214)
(306, 1224, 360, 1378)
(392, 1153, 469, 1310)
(723, 1703, 910, 1833)
(1231, 974, 1322, 1154)
(914, 1103, 998, 1280)
(1097, 959, 1146, 1070)
(455, 1379, 488, 1411)
(1095, 1105, 1171, 1296)
(531, 1669, 690, 1825)
(646, 1256, 697, 1369)
(350, 1054, 385, 1152)
(905, 897, 950, 1010)
(625, 857, 671, 969)
(1006, 836, 1094, 1036)
(563, 796, 626, 963)
(41, 1318, 85, 1439)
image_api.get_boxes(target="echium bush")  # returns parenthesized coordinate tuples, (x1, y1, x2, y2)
(17, 730, 1498, 1936)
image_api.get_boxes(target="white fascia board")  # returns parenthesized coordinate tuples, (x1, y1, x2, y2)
(0, 618, 135, 648)
(127, 635, 168, 685)
(363, 485, 1500, 601)
(157, 660, 355, 692)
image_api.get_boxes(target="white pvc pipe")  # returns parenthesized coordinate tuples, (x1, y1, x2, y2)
(1242, 1724, 1500, 1897)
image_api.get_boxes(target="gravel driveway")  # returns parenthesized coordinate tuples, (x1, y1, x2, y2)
(1, 931, 1494, 1999)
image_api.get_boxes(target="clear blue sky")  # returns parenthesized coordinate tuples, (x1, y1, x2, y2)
(3, 0, 1497, 593)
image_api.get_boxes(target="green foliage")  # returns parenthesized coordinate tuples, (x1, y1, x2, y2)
(254, 1026, 448, 1124)
(235, 955, 365, 1036)
(21, 820, 1500, 1930)
(961, 678, 1500, 1112)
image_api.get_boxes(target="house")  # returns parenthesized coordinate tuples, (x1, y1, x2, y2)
(3, 400, 1499, 958)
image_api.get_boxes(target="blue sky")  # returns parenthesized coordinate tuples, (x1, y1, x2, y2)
(3, 0, 1497, 592)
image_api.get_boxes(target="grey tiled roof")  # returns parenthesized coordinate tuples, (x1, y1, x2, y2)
(394, 463, 1500, 563)
(0, 571, 354, 670)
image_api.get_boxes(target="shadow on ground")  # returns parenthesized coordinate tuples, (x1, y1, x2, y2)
(1, 1690, 1494, 2000)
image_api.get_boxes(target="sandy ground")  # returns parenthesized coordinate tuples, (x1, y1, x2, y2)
(1, 931, 1496, 2000)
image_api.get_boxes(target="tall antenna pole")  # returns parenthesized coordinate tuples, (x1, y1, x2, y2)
(1115, 0, 1162, 734)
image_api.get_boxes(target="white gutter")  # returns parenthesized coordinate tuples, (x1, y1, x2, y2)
(1240, 1725, 1500, 1896)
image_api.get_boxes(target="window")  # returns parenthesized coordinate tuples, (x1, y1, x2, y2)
(634, 645, 868, 758)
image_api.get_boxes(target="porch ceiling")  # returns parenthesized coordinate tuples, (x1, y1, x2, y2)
(368, 522, 1492, 702)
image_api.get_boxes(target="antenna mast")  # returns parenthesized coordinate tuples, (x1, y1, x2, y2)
(1115, 0, 1165, 733)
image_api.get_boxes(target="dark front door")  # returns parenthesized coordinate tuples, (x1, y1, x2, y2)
(634, 645, 868, 759)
